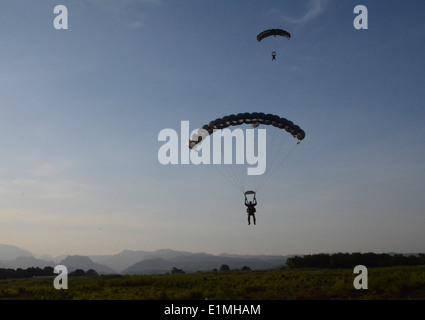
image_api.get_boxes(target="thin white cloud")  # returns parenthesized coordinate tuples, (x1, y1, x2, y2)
(0, 162, 91, 200)
(127, 20, 144, 29)
(281, 0, 330, 25)
(9, 178, 87, 200)
(87, 0, 162, 29)
(140, 0, 163, 5)
(89, 0, 162, 6)
(32, 161, 74, 178)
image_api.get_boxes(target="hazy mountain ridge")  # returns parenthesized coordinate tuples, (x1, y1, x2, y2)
(0, 244, 290, 275)
(117, 250, 288, 275)
(4, 256, 55, 269)
(59, 255, 117, 274)
(89, 249, 154, 273)
(0, 244, 32, 260)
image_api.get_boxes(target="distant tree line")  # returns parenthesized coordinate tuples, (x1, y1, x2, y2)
(171, 267, 185, 274)
(0, 266, 54, 279)
(69, 269, 99, 277)
(0, 267, 98, 279)
(170, 265, 252, 274)
(286, 253, 425, 269)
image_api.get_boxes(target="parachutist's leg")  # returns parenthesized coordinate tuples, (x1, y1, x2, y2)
(253, 214, 256, 225)
(248, 214, 251, 225)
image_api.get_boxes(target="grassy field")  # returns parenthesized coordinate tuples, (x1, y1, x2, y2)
(1, 265, 424, 300)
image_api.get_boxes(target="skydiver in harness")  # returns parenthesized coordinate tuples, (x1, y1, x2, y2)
(271, 51, 276, 61)
(244, 192, 257, 225)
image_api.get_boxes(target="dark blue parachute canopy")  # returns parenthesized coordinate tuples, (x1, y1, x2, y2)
(257, 29, 291, 42)
(188, 112, 305, 150)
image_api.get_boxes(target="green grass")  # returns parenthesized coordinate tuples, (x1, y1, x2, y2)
(1, 266, 424, 300)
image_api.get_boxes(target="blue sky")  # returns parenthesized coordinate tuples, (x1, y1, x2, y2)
(0, 0, 424, 257)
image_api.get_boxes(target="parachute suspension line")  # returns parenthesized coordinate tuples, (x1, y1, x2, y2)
(227, 164, 245, 194)
(213, 126, 254, 195)
(238, 159, 246, 193)
(227, 145, 247, 194)
(251, 126, 288, 192)
(258, 141, 298, 193)
(254, 141, 298, 193)
(230, 162, 246, 193)
(239, 125, 277, 194)
(208, 138, 246, 195)
(210, 162, 245, 194)
(250, 126, 274, 193)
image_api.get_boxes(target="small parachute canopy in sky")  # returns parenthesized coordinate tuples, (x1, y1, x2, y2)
(256, 29, 291, 42)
